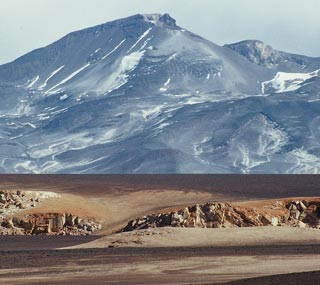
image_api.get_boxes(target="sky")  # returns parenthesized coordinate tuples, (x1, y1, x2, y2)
(0, 0, 319, 64)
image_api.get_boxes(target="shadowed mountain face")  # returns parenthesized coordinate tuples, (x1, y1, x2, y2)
(0, 14, 319, 174)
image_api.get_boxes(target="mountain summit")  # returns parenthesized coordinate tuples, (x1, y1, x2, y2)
(225, 40, 320, 72)
(142, 13, 177, 27)
(0, 14, 319, 173)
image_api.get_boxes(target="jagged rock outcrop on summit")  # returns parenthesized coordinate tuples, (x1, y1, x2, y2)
(122, 200, 320, 232)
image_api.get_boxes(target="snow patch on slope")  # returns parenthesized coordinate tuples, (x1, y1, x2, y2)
(38, 66, 65, 90)
(29, 129, 118, 161)
(97, 51, 145, 93)
(45, 63, 90, 94)
(193, 137, 211, 165)
(27, 75, 39, 88)
(13, 161, 39, 173)
(102, 39, 126, 60)
(230, 114, 289, 173)
(141, 105, 165, 120)
(127, 28, 152, 53)
(287, 149, 320, 174)
(160, 78, 171, 92)
(262, 69, 320, 94)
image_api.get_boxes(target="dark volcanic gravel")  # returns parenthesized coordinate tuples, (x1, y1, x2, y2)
(1, 244, 320, 269)
(0, 174, 319, 199)
(221, 270, 320, 285)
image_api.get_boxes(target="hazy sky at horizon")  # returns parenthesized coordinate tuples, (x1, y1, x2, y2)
(0, 0, 319, 64)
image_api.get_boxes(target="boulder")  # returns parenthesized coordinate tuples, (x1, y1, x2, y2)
(0, 194, 6, 204)
(298, 221, 307, 228)
(2, 218, 14, 228)
(271, 217, 279, 226)
(65, 214, 77, 227)
(299, 201, 307, 210)
(171, 212, 184, 227)
(182, 207, 190, 219)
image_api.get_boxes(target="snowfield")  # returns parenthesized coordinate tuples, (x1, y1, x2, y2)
(262, 69, 320, 94)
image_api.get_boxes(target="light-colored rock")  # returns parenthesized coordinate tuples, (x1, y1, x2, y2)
(171, 212, 184, 227)
(183, 207, 190, 219)
(300, 201, 307, 210)
(271, 217, 279, 226)
(298, 221, 307, 228)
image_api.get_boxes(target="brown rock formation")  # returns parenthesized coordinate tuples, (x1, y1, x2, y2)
(0, 190, 101, 235)
(0, 213, 101, 235)
(122, 200, 320, 232)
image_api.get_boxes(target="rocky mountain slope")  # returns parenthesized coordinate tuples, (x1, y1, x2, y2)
(0, 14, 319, 173)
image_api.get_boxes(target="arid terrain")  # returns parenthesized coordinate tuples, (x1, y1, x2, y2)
(0, 174, 320, 284)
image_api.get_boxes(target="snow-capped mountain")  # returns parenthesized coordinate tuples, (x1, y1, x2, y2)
(0, 14, 319, 173)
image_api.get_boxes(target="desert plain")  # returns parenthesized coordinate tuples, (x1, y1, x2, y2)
(0, 174, 320, 284)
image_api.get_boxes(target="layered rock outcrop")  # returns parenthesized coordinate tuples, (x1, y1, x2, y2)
(0, 213, 101, 235)
(0, 190, 101, 235)
(122, 200, 320, 232)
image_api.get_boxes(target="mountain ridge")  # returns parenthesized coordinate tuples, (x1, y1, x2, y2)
(225, 40, 320, 72)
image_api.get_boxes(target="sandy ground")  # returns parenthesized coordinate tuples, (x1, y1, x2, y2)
(224, 271, 320, 285)
(1, 174, 320, 284)
(1, 242, 320, 284)
(1, 174, 320, 199)
(66, 227, 320, 248)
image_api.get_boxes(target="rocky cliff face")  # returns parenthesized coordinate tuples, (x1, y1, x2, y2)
(122, 200, 320, 232)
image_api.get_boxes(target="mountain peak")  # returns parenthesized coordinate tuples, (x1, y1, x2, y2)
(224, 40, 280, 69)
(224, 40, 320, 72)
(235, 40, 267, 46)
(141, 13, 177, 27)
(225, 40, 277, 57)
(241, 40, 276, 53)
